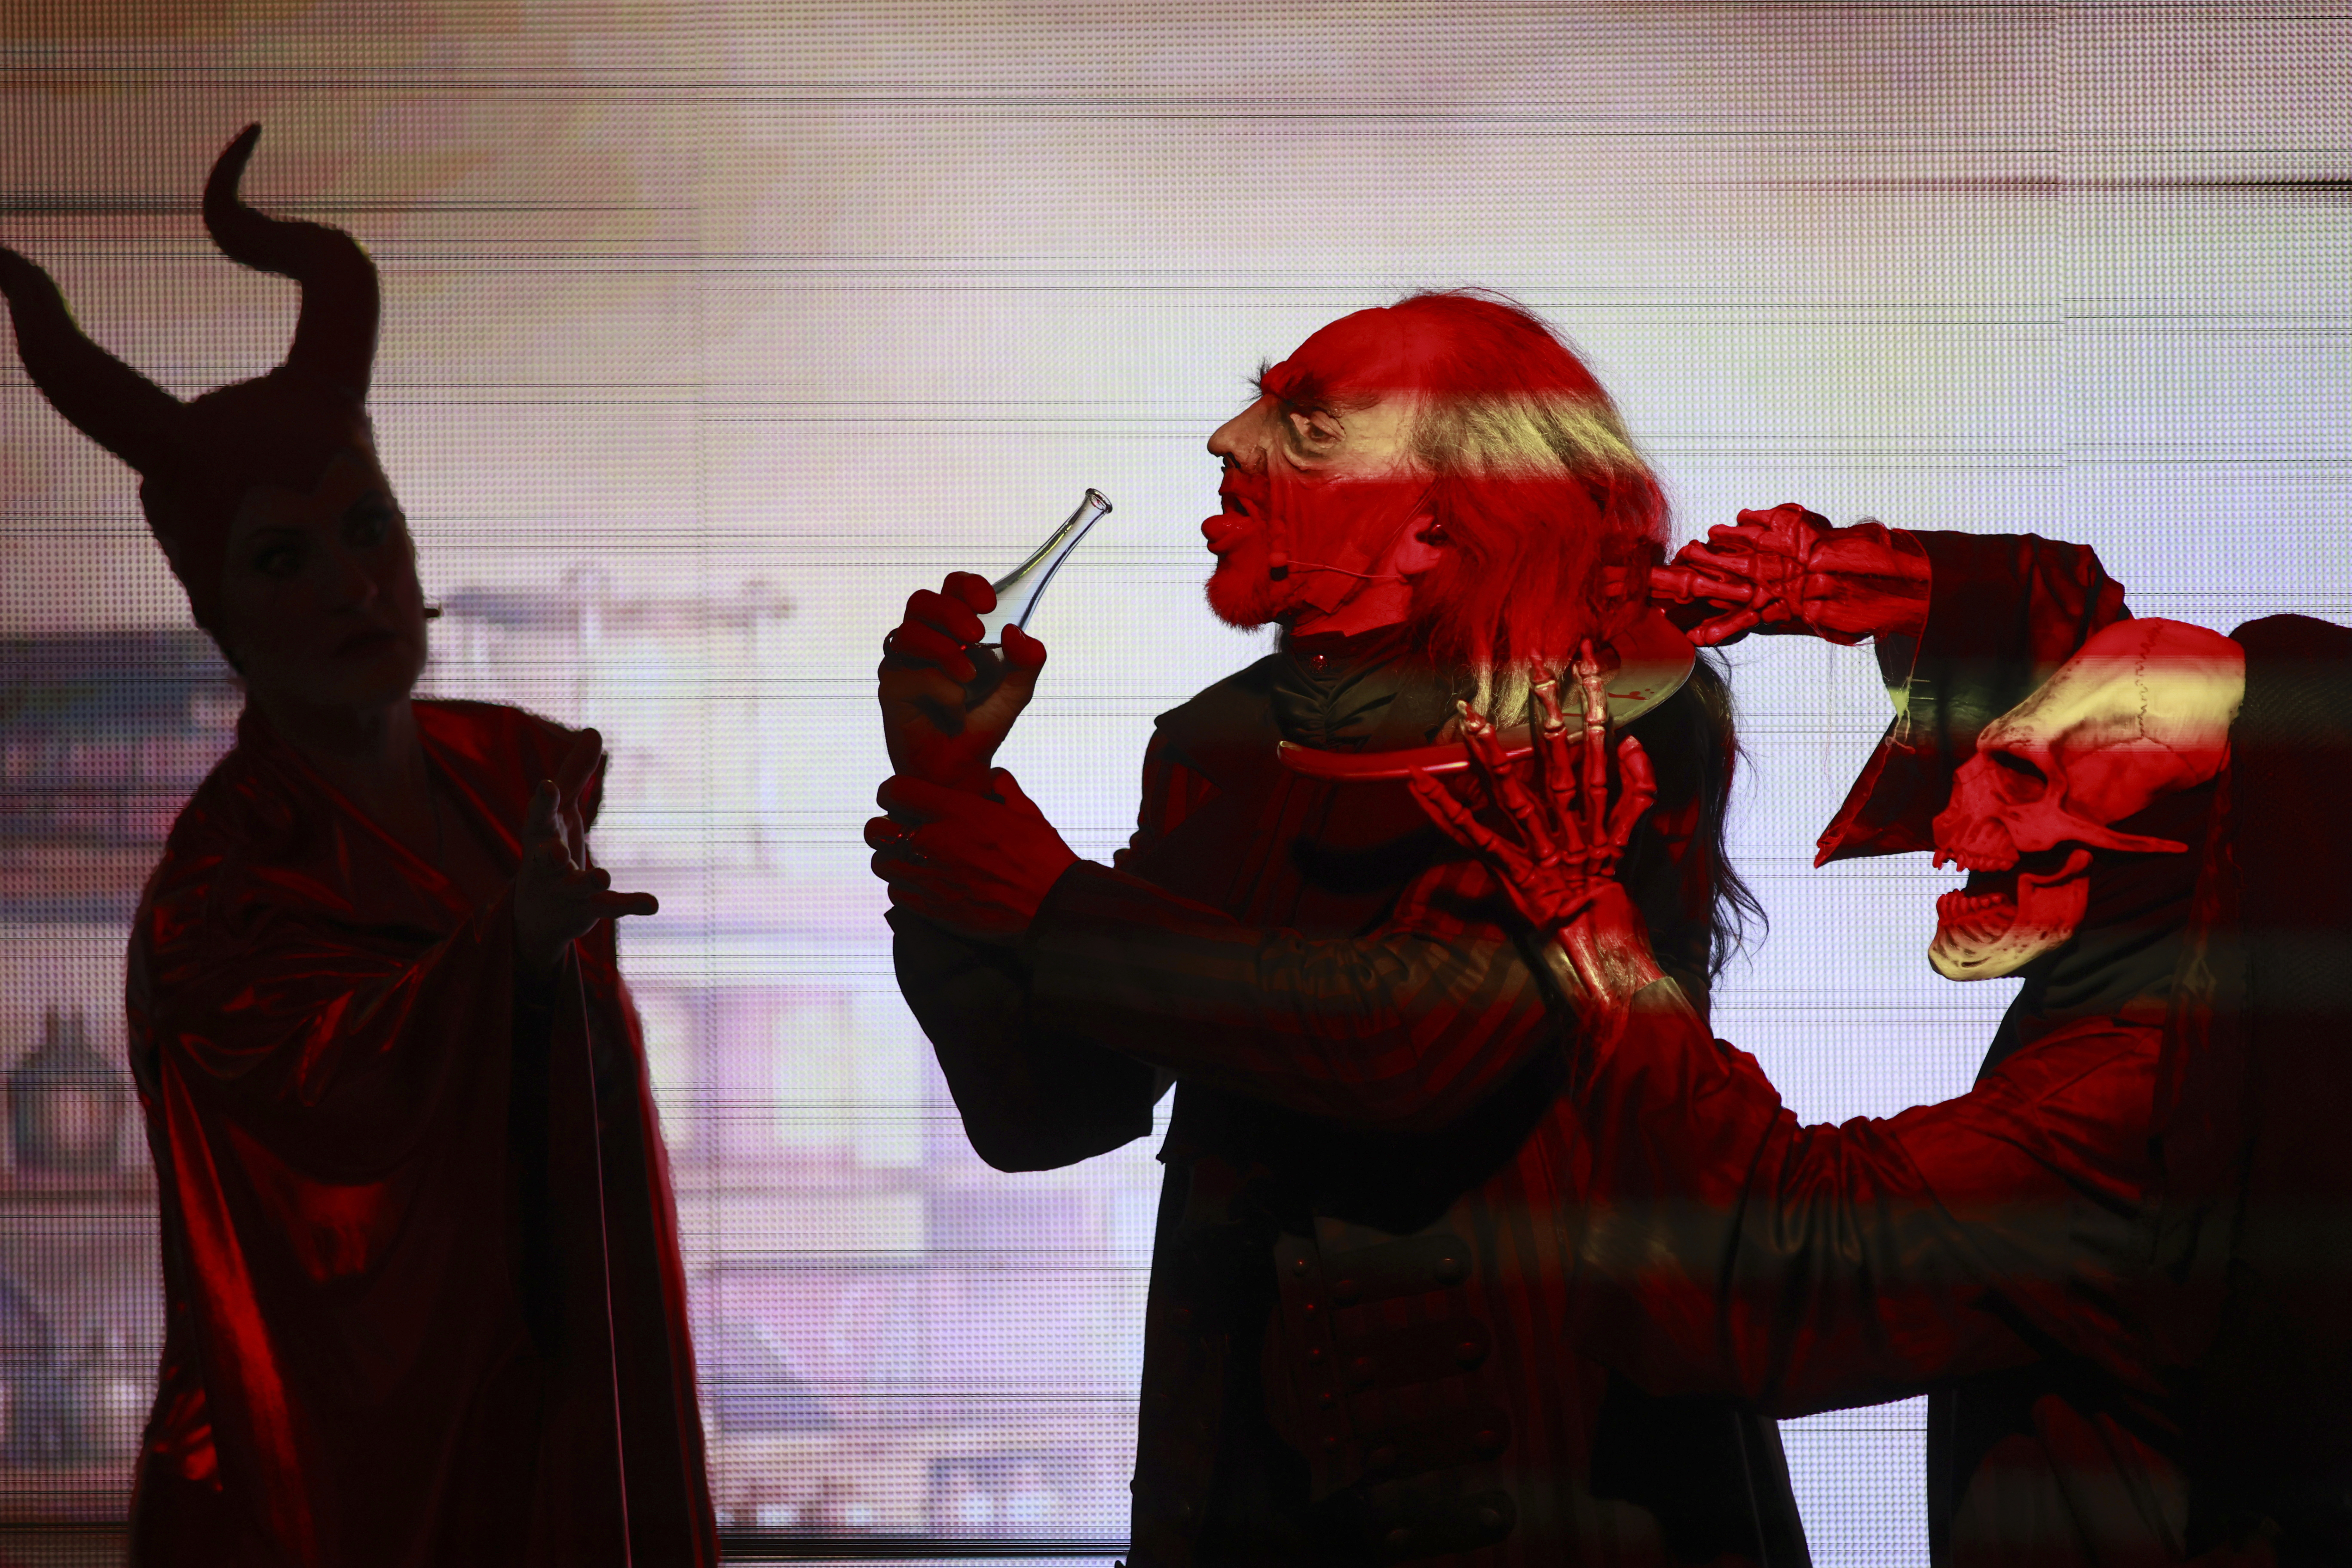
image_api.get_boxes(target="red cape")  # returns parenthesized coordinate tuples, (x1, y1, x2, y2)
(123, 700, 714, 1567)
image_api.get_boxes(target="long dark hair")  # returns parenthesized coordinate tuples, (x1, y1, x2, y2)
(1619, 649, 1764, 987)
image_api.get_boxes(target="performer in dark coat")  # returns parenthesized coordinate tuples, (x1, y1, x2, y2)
(0, 127, 716, 1567)
(874, 294, 1809, 1566)
(1420, 510, 2352, 1565)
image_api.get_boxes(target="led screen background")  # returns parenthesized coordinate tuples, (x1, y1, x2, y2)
(2, 3, 2348, 1562)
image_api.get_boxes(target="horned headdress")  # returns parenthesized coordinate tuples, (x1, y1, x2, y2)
(0, 124, 380, 638)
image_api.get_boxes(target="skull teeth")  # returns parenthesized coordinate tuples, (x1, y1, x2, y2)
(1935, 884, 2018, 946)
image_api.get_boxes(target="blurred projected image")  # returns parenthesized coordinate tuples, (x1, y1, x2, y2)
(6, 7, 2352, 1566)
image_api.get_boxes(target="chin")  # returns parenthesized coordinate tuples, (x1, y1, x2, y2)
(314, 639, 426, 710)
(1205, 558, 1281, 630)
(1926, 847, 2093, 980)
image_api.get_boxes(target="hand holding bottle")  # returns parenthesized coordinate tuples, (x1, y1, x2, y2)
(877, 574, 1048, 793)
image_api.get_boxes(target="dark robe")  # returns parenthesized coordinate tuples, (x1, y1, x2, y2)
(1544, 534, 2352, 1564)
(895, 633, 1810, 1567)
(122, 700, 716, 1568)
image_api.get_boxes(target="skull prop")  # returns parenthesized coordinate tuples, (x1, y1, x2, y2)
(1928, 618, 2244, 980)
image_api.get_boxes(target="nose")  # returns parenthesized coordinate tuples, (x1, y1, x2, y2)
(326, 541, 380, 612)
(1207, 397, 1269, 463)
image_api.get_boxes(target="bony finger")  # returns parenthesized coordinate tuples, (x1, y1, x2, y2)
(1407, 768, 1477, 840)
(1689, 607, 1762, 646)
(1607, 735, 1660, 846)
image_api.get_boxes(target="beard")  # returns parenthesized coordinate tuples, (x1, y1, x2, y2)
(1205, 526, 1284, 628)
(1202, 469, 1430, 631)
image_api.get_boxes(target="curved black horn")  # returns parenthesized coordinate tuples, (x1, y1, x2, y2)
(0, 246, 183, 474)
(203, 123, 380, 399)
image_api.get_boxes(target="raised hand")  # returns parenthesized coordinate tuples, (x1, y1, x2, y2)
(1651, 503, 1930, 648)
(878, 572, 1047, 793)
(1407, 644, 1666, 1016)
(513, 728, 658, 981)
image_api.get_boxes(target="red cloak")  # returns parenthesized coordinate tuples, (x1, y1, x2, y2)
(122, 699, 714, 1567)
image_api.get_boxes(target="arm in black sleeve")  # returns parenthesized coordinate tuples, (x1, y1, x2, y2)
(1819, 530, 2131, 861)
(1559, 978, 2170, 1416)
(891, 906, 1163, 1172)
(1020, 854, 1562, 1138)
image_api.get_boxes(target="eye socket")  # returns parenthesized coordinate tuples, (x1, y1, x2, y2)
(1285, 407, 1342, 451)
(250, 538, 304, 579)
(1988, 750, 2049, 798)
(344, 496, 400, 547)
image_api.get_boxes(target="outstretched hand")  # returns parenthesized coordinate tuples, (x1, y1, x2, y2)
(878, 572, 1048, 793)
(1651, 503, 1931, 648)
(866, 768, 1079, 941)
(513, 729, 658, 981)
(1407, 645, 1666, 1017)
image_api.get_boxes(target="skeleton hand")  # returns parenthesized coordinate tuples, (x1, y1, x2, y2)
(1651, 504, 1930, 648)
(877, 572, 1047, 793)
(1406, 644, 1667, 1016)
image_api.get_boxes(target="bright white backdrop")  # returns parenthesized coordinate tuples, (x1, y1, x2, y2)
(5, 4, 2350, 1559)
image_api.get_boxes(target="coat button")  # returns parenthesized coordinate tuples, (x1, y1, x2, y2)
(1321, 1434, 1340, 1452)
(1306, 1345, 1325, 1364)
(1434, 1253, 1468, 1285)
(1349, 1355, 1375, 1383)
(1300, 1300, 1319, 1318)
(1292, 1257, 1312, 1277)
(1317, 1390, 1336, 1409)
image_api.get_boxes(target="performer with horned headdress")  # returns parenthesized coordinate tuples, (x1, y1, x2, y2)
(0, 127, 715, 1566)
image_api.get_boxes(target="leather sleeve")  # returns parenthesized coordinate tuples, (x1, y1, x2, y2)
(886, 728, 1188, 1172)
(1817, 531, 2131, 862)
(1559, 980, 2169, 1417)
(1020, 854, 1561, 1137)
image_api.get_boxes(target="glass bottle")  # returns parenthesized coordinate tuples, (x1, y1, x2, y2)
(973, 489, 1111, 647)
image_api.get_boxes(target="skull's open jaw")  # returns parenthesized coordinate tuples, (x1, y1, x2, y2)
(1928, 845, 2095, 981)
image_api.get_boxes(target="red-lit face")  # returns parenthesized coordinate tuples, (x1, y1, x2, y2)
(214, 442, 429, 716)
(1201, 312, 1443, 634)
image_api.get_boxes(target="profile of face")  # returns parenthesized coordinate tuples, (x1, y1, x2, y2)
(1926, 617, 2244, 980)
(213, 442, 429, 717)
(1201, 310, 1445, 631)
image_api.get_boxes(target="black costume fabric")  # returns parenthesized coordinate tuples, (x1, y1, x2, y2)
(893, 629, 1808, 1567)
(2149, 614, 2352, 1561)
(1546, 535, 2352, 1565)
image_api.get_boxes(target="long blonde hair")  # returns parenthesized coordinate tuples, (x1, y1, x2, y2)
(1380, 292, 1668, 726)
